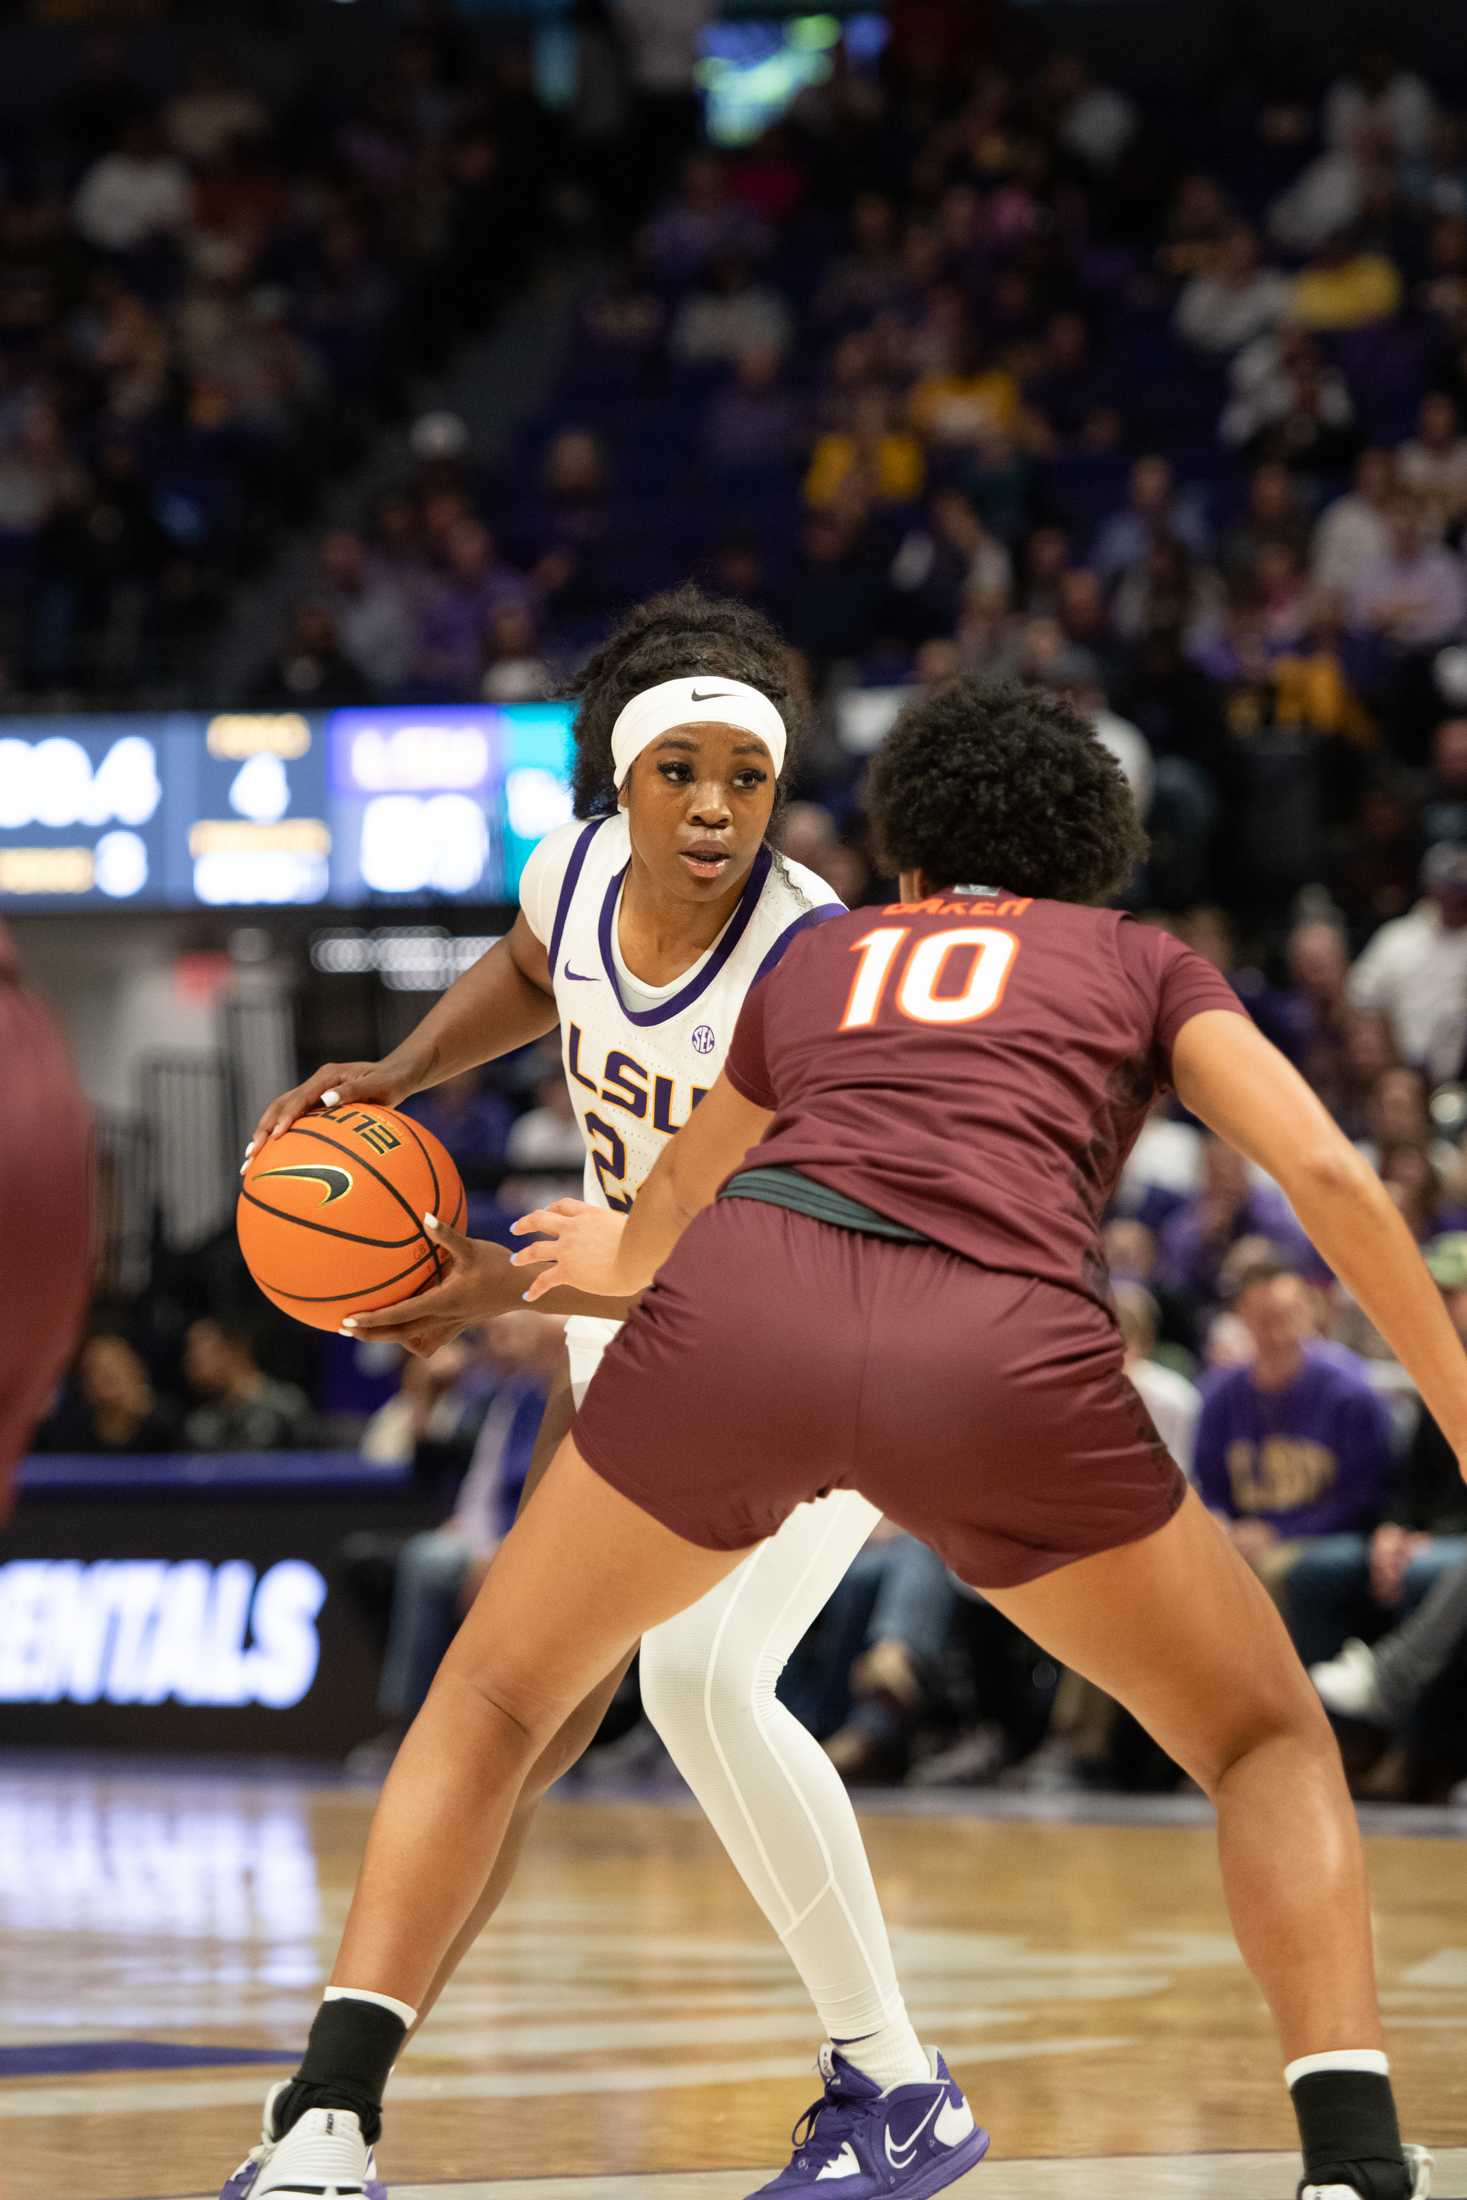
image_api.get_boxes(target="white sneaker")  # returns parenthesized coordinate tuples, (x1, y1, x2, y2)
(219, 2082, 383, 2200)
(1300, 2142, 1433, 2198)
(1310, 1639, 1388, 1725)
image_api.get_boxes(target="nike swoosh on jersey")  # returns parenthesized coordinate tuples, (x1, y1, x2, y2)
(563, 966, 599, 983)
(254, 1162, 354, 1207)
(883, 2091, 950, 2171)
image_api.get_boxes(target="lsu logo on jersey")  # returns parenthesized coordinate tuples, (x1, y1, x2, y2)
(566, 1023, 710, 1210)
(566, 1024, 710, 1134)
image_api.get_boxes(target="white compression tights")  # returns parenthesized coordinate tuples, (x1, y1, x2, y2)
(636, 1489, 917, 2052)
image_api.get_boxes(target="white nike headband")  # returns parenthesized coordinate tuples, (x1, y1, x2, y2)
(610, 675, 787, 789)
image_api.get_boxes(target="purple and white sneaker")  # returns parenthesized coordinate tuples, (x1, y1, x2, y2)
(748, 2045, 989, 2199)
(220, 2082, 386, 2200)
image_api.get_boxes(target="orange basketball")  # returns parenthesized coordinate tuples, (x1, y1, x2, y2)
(237, 1103, 465, 1331)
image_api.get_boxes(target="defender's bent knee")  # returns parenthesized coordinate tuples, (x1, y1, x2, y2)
(506, 1650, 635, 1804)
(523, 1691, 617, 1800)
(433, 1659, 562, 1754)
(1197, 1673, 1340, 1801)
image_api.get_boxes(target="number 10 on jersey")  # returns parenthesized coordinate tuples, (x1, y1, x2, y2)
(840, 925, 1020, 1031)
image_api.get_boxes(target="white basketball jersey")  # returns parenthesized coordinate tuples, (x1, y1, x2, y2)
(519, 813, 843, 1368)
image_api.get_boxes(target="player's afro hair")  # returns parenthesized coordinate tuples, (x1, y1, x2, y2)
(867, 678, 1148, 906)
(563, 585, 805, 818)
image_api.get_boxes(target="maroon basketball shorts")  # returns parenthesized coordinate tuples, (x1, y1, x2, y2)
(574, 1199, 1186, 1590)
(0, 980, 91, 1513)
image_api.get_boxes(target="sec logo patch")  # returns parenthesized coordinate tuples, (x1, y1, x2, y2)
(691, 1024, 716, 1056)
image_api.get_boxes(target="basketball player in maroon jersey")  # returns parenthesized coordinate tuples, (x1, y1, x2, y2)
(0, 921, 91, 1520)
(238, 684, 1446, 2200)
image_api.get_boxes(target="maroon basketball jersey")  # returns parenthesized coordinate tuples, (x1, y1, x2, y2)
(724, 893, 1245, 1304)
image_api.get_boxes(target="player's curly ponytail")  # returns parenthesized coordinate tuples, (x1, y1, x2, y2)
(561, 585, 806, 818)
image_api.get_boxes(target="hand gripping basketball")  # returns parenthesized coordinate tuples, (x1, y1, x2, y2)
(342, 1216, 525, 1355)
(237, 1103, 466, 1332)
(244, 1044, 431, 1163)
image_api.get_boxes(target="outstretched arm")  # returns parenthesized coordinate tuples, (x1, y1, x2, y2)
(340, 1212, 641, 1356)
(1173, 1010, 1467, 1464)
(511, 1074, 774, 1300)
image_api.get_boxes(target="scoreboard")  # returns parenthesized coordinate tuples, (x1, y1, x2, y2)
(0, 703, 574, 912)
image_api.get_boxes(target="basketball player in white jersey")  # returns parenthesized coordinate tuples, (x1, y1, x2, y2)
(233, 588, 979, 2200)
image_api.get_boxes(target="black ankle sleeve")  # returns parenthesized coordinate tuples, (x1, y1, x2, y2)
(1291, 2070, 1408, 2200)
(277, 1996, 409, 2144)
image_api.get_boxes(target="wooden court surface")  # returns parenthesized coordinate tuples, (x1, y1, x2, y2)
(3, 1765, 1466, 2200)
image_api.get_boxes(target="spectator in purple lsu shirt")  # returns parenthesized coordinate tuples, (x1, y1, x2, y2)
(1194, 1256, 1394, 1656)
(1155, 1136, 1320, 1319)
(1292, 1235, 1467, 1682)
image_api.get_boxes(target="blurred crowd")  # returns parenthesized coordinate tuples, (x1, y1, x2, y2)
(0, 19, 560, 697)
(252, 26, 1467, 945)
(27, 12, 1467, 1803)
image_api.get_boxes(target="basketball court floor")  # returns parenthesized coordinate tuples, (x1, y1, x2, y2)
(5, 1762, 1466, 2200)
